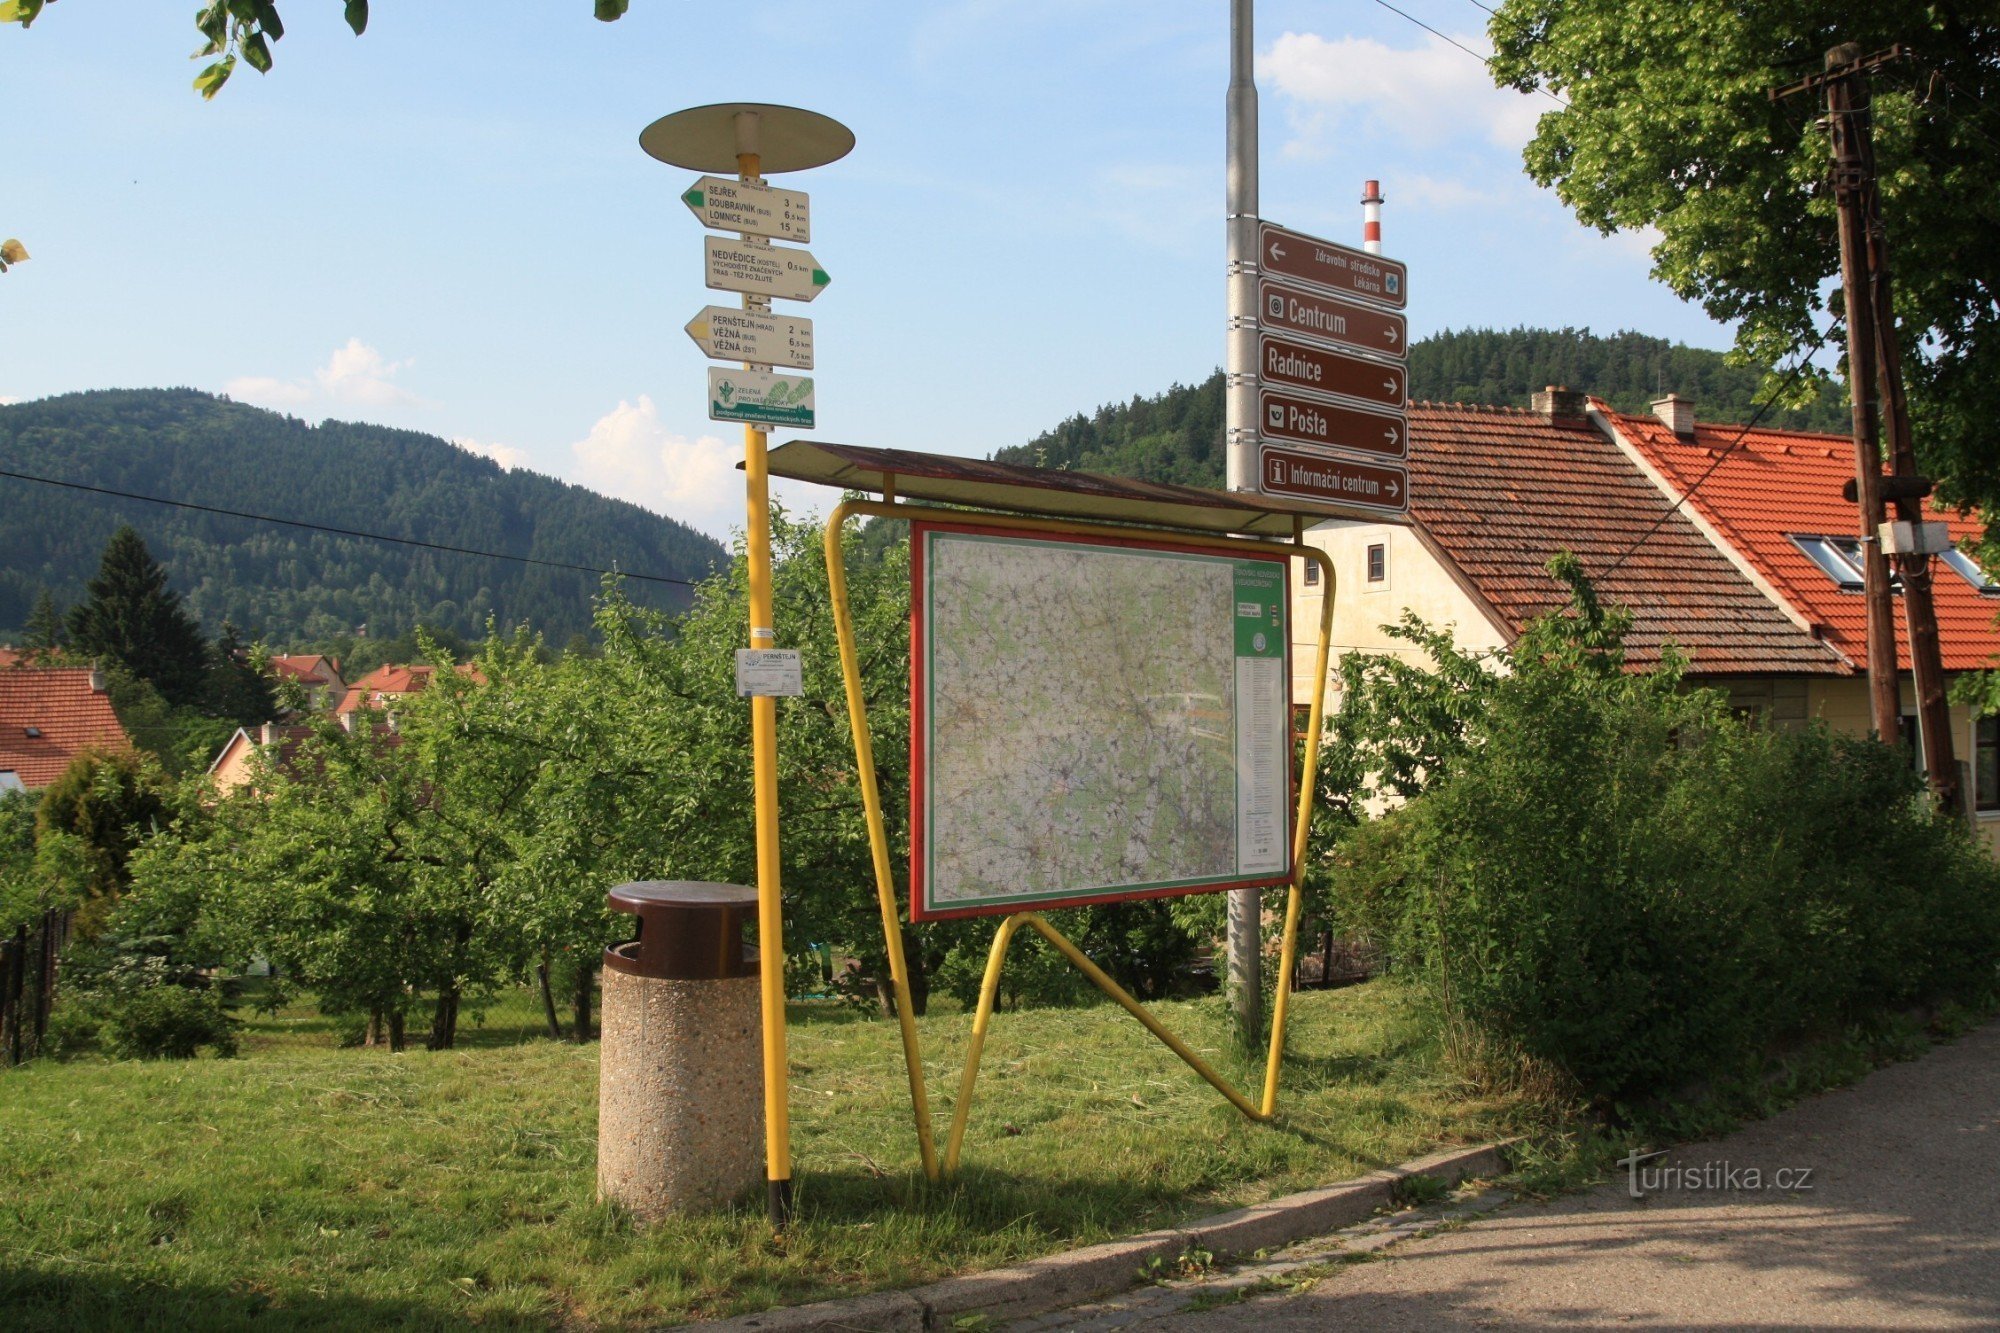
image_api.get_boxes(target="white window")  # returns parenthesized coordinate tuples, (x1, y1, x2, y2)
(1941, 546, 1999, 595)
(0, 771, 23, 794)
(1790, 534, 1865, 589)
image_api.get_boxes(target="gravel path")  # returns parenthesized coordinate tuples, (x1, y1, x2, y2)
(1149, 1019, 2000, 1330)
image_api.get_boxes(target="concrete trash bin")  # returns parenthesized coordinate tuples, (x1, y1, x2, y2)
(597, 880, 764, 1220)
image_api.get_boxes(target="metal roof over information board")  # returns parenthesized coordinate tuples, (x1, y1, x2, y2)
(759, 440, 1407, 537)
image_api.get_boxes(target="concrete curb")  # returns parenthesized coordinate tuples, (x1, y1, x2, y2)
(685, 1138, 1517, 1332)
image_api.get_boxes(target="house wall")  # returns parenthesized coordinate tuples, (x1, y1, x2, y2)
(1288, 518, 1509, 706)
(1805, 675, 2000, 854)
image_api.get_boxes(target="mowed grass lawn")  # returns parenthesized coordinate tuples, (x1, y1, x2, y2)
(0, 980, 1522, 1330)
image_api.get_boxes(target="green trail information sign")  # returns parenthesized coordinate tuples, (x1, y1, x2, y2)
(910, 522, 1293, 920)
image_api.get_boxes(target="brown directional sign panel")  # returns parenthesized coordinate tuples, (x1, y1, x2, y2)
(1259, 445, 1409, 515)
(1260, 334, 1406, 409)
(1260, 279, 1406, 361)
(1260, 387, 1406, 459)
(1259, 222, 1407, 309)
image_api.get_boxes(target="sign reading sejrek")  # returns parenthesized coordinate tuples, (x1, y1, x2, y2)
(1259, 388, 1405, 459)
(1259, 445, 1408, 515)
(681, 175, 811, 241)
(1260, 280, 1406, 359)
(1259, 222, 1406, 309)
(1260, 334, 1405, 409)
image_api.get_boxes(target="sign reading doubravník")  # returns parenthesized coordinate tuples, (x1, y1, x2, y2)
(681, 175, 811, 241)
(709, 368, 815, 429)
(1258, 445, 1408, 516)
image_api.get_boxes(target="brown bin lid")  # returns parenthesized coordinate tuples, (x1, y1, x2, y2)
(604, 880, 759, 980)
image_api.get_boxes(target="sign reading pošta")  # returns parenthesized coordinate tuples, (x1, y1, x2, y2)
(685, 306, 814, 370)
(681, 175, 810, 241)
(705, 236, 830, 303)
(709, 368, 815, 429)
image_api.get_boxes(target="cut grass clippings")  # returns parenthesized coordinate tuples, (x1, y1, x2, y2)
(0, 980, 1523, 1330)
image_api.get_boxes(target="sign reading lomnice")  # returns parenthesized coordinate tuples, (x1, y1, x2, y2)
(681, 175, 811, 241)
(911, 524, 1292, 920)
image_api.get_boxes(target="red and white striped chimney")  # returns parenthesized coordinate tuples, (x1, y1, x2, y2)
(1361, 179, 1384, 255)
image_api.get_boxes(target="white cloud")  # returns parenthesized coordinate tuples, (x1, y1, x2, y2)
(1261, 30, 1545, 154)
(1395, 174, 1500, 212)
(0, 396, 17, 406)
(225, 338, 425, 412)
(454, 436, 530, 471)
(568, 394, 821, 541)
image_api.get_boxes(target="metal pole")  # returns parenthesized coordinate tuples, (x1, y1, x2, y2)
(735, 110, 794, 1227)
(1826, 46, 1900, 743)
(1224, 0, 1262, 1047)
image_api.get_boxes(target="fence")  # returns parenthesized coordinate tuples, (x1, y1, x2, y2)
(1, 908, 73, 1066)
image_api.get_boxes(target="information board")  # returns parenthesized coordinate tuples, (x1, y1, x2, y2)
(910, 523, 1293, 921)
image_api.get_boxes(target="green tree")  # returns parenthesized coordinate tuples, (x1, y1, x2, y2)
(34, 747, 174, 938)
(68, 526, 212, 708)
(1, 1, 630, 99)
(1488, 1, 2000, 508)
(207, 620, 277, 726)
(22, 589, 65, 656)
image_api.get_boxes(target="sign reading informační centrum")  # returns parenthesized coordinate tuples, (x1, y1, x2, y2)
(910, 523, 1293, 920)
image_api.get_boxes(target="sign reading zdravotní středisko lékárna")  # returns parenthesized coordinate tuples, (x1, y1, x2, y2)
(709, 368, 815, 429)
(909, 522, 1292, 921)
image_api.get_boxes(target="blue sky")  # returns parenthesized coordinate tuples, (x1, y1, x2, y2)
(2, 2, 1728, 539)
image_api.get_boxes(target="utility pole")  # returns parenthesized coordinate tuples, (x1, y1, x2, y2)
(1775, 44, 1959, 809)
(1224, 0, 1262, 1047)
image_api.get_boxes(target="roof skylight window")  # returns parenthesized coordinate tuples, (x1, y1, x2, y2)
(1791, 535, 1864, 590)
(1942, 546, 2000, 595)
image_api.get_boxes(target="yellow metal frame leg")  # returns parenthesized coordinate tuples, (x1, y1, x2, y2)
(823, 499, 1337, 1179)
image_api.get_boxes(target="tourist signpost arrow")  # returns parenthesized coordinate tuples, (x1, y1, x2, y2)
(1259, 333, 1405, 408)
(1259, 280, 1406, 359)
(1259, 222, 1406, 309)
(685, 305, 814, 370)
(1258, 444, 1408, 516)
(680, 175, 811, 241)
(1259, 387, 1405, 458)
(705, 237, 831, 302)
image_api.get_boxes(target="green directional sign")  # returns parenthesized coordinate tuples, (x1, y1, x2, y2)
(704, 237, 831, 303)
(680, 174, 810, 241)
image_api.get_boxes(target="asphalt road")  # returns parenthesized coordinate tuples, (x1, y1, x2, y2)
(1164, 1019, 2000, 1330)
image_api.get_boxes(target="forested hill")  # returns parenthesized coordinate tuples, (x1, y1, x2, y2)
(0, 389, 724, 647)
(993, 326, 1851, 486)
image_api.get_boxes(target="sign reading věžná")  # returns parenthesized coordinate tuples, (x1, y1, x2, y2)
(681, 175, 811, 241)
(709, 368, 815, 429)
(685, 306, 815, 370)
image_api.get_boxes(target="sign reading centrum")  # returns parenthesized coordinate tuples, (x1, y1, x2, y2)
(1260, 280, 1406, 359)
(1259, 222, 1407, 309)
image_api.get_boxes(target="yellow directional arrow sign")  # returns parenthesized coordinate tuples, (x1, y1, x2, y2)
(704, 237, 831, 303)
(685, 305, 815, 370)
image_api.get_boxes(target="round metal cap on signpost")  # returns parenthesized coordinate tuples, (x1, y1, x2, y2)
(639, 102, 854, 173)
(637, 99, 853, 1231)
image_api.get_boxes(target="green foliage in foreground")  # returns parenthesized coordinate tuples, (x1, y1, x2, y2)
(0, 982, 1518, 1330)
(1322, 556, 2000, 1112)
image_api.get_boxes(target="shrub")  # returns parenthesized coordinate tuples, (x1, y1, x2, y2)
(1328, 557, 2000, 1110)
(96, 977, 238, 1060)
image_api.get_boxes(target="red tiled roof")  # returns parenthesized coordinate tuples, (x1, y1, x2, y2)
(270, 653, 339, 684)
(1407, 403, 1847, 675)
(0, 667, 133, 788)
(1607, 410, 2000, 672)
(334, 662, 484, 715)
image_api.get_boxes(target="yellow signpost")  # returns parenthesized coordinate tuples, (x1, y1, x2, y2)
(767, 442, 1348, 1180)
(642, 103, 853, 1225)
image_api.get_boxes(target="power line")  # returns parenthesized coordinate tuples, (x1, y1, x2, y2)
(1367, 0, 1569, 106)
(1598, 320, 1841, 578)
(0, 467, 705, 590)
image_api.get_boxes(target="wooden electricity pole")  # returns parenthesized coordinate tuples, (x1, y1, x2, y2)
(1776, 44, 1961, 811)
